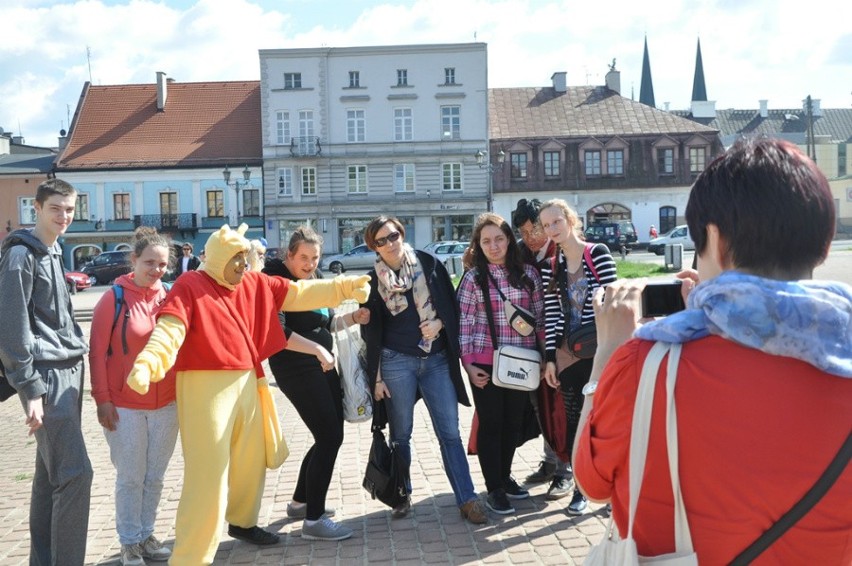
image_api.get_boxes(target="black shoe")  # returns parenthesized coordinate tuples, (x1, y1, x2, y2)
(486, 489, 515, 515)
(545, 475, 573, 501)
(525, 460, 556, 484)
(227, 524, 280, 546)
(504, 476, 529, 500)
(566, 489, 588, 516)
(391, 495, 411, 519)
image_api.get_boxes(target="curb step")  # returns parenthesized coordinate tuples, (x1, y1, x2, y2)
(75, 309, 94, 323)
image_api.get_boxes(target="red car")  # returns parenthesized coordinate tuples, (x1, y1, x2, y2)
(64, 270, 92, 294)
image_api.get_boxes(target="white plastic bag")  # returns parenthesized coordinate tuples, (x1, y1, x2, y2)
(334, 315, 373, 423)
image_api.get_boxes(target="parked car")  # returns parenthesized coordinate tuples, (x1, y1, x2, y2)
(80, 250, 132, 285)
(428, 242, 468, 264)
(64, 269, 92, 294)
(320, 244, 377, 273)
(647, 225, 695, 255)
(423, 240, 464, 254)
(584, 220, 638, 252)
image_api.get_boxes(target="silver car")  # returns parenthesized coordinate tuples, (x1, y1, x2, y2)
(321, 244, 377, 273)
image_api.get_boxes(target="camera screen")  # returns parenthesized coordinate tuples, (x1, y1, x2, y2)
(642, 280, 686, 317)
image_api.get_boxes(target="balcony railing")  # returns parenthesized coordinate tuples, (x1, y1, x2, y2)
(134, 213, 198, 232)
(290, 136, 322, 157)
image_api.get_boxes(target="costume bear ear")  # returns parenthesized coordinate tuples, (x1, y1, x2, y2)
(237, 223, 248, 236)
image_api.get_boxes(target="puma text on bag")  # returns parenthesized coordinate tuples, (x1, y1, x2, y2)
(492, 345, 541, 391)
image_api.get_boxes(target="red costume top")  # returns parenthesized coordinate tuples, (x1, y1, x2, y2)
(158, 270, 289, 377)
(575, 336, 852, 565)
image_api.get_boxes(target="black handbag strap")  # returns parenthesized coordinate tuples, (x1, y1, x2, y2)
(729, 431, 852, 565)
(480, 274, 499, 351)
(371, 398, 389, 432)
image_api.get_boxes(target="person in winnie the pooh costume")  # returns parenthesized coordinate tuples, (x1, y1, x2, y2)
(126, 224, 370, 565)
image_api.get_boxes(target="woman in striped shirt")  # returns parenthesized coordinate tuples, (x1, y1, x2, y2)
(538, 199, 617, 515)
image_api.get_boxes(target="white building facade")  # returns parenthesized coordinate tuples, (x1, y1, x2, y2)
(259, 43, 489, 253)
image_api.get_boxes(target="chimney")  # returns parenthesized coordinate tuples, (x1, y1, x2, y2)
(58, 128, 68, 151)
(551, 72, 567, 93)
(759, 100, 768, 118)
(605, 60, 620, 94)
(804, 98, 822, 117)
(690, 100, 716, 119)
(12, 135, 24, 145)
(156, 71, 168, 111)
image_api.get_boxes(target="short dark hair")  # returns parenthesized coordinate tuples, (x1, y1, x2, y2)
(35, 178, 76, 204)
(511, 198, 543, 228)
(364, 216, 405, 250)
(686, 136, 834, 275)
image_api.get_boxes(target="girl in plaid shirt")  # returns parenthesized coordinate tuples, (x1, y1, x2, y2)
(457, 213, 545, 515)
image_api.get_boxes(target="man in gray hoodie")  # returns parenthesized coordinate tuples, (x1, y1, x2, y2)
(0, 178, 92, 565)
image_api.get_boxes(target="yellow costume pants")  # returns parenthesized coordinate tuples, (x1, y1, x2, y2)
(170, 370, 266, 565)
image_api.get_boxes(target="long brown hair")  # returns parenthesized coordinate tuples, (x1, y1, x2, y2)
(469, 212, 532, 293)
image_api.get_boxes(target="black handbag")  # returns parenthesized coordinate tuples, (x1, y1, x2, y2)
(566, 323, 598, 359)
(362, 400, 410, 508)
(0, 361, 17, 402)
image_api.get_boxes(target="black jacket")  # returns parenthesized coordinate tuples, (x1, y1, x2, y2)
(176, 254, 200, 275)
(361, 250, 470, 407)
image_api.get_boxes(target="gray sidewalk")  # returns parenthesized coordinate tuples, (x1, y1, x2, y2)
(0, 314, 606, 565)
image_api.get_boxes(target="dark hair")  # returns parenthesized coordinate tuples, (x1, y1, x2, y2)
(511, 198, 543, 229)
(364, 216, 406, 250)
(686, 136, 834, 276)
(469, 212, 532, 292)
(182, 242, 193, 252)
(131, 226, 173, 263)
(287, 225, 323, 254)
(35, 178, 76, 204)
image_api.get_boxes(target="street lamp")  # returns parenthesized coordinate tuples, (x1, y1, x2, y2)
(475, 149, 505, 212)
(222, 165, 252, 225)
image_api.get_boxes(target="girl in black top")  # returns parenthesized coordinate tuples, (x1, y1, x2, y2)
(264, 227, 369, 541)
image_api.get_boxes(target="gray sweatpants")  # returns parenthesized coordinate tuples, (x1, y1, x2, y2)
(27, 359, 93, 566)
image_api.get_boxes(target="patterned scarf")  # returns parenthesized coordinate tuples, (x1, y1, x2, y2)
(635, 270, 852, 378)
(375, 244, 438, 352)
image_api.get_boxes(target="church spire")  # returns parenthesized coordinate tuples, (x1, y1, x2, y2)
(691, 38, 708, 102)
(639, 36, 656, 107)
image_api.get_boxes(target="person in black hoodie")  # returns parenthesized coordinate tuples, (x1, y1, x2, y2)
(263, 226, 369, 541)
(360, 216, 487, 525)
(0, 178, 92, 565)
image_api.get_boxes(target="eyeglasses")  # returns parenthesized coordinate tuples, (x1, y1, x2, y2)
(374, 231, 401, 248)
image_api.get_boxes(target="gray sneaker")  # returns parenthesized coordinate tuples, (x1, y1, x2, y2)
(286, 502, 336, 519)
(139, 534, 171, 561)
(120, 544, 144, 566)
(301, 516, 353, 541)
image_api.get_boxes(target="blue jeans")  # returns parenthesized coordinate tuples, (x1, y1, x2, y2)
(380, 348, 477, 507)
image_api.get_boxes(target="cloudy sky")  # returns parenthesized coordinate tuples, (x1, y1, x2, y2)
(1, 0, 849, 148)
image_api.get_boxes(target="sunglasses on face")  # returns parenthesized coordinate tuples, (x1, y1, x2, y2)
(374, 231, 401, 248)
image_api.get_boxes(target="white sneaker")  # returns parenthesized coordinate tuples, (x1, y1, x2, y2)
(139, 534, 171, 561)
(120, 544, 144, 566)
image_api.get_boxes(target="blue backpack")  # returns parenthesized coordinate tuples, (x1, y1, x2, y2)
(107, 282, 172, 356)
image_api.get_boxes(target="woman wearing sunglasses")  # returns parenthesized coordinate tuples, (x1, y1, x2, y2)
(360, 216, 487, 525)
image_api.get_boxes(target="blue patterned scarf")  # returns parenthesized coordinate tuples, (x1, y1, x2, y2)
(635, 271, 852, 378)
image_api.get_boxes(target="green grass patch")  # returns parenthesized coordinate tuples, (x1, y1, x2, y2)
(616, 260, 670, 279)
(15, 472, 33, 482)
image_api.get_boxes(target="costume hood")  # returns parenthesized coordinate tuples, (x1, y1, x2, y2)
(200, 223, 250, 289)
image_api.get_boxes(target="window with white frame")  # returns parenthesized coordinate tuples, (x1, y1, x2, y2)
(19, 197, 36, 224)
(276, 111, 290, 145)
(113, 193, 131, 220)
(347, 109, 365, 143)
(301, 167, 317, 195)
(584, 150, 602, 176)
(657, 148, 674, 175)
(284, 73, 302, 89)
(73, 193, 89, 221)
(544, 151, 560, 177)
(299, 110, 314, 153)
(397, 69, 408, 86)
(243, 190, 260, 216)
(689, 147, 707, 174)
(348, 165, 368, 194)
(206, 190, 224, 217)
(607, 149, 624, 175)
(278, 168, 293, 196)
(441, 106, 460, 140)
(442, 163, 462, 191)
(394, 108, 413, 141)
(444, 67, 456, 85)
(349, 71, 360, 88)
(510, 153, 528, 179)
(394, 164, 415, 193)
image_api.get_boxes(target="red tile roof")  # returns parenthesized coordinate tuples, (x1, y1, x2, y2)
(56, 81, 261, 170)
